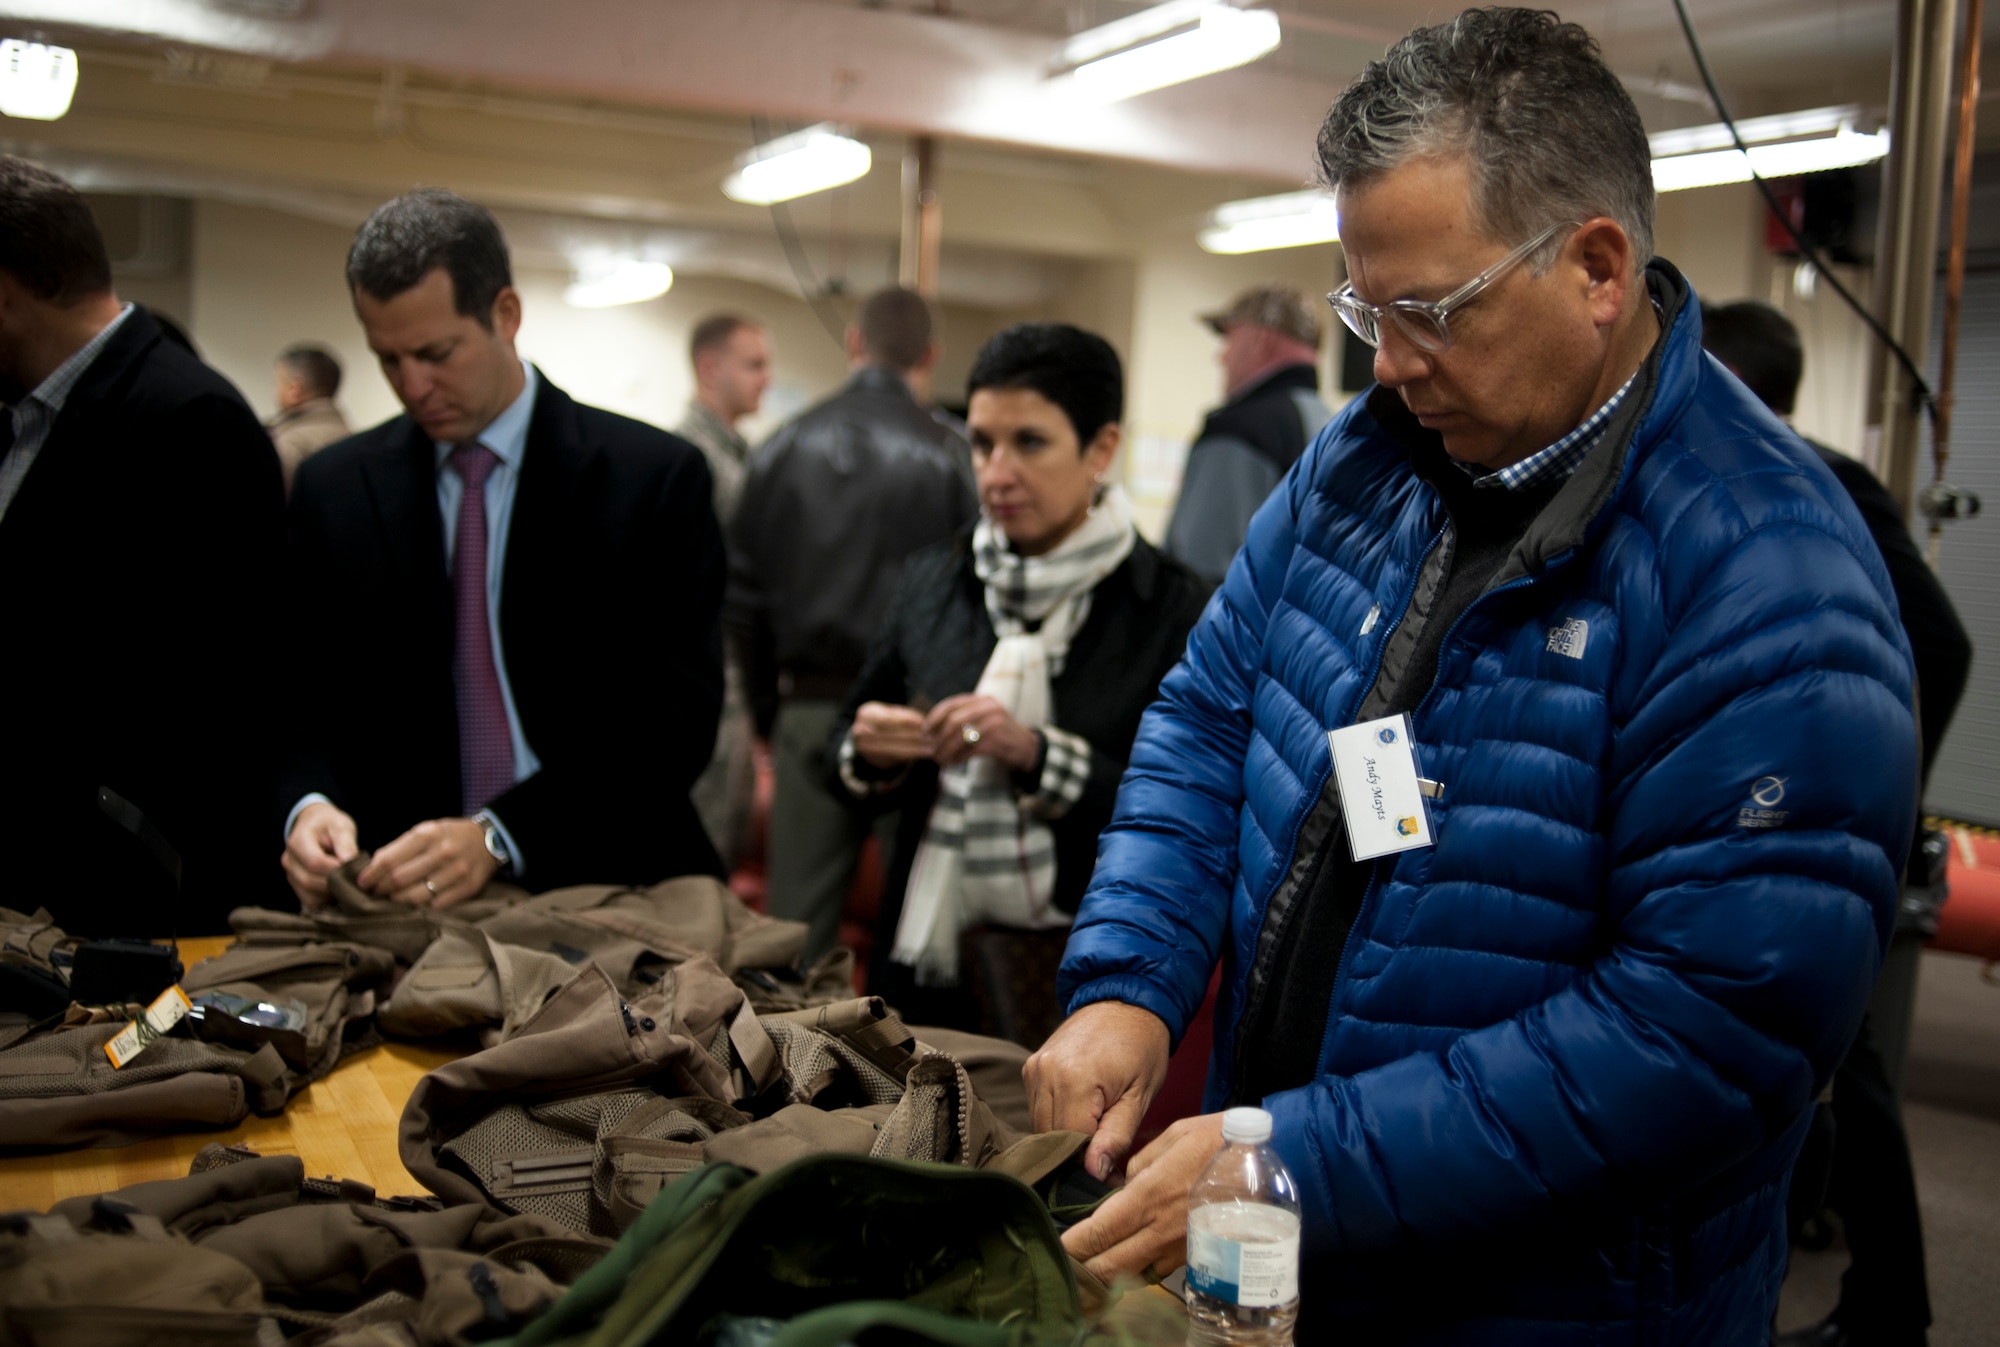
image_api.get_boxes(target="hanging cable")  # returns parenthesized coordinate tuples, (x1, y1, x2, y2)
(1669, 0, 1938, 428)
(751, 115, 852, 353)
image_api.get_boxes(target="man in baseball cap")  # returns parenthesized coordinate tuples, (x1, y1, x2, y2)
(1164, 282, 1332, 583)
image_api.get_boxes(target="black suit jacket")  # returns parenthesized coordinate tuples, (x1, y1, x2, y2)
(284, 371, 725, 890)
(1810, 441, 1972, 784)
(0, 307, 288, 936)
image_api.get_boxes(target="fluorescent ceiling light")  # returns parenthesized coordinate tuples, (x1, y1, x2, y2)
(0, 39, 78, 121)
(1059, 0, 1214, 65)
(722, 124, 872, 205)
(564, 259, 673, 309)
(1647, 105, 1860, 158)
(1648, 105, 1889, 193)
(1061, 3, 1281, 104)
(1652, 129, 1891, 192)
(1199, 189, 1340, 254)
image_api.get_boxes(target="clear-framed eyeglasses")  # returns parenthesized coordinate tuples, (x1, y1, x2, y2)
(1327, 220, 1580, 354)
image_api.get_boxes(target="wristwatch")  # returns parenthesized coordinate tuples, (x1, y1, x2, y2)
(470, 810, 514, 877)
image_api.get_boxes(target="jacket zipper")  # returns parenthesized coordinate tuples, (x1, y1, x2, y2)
(1309, 563, 1553, 1073)
(1228, 511, 1447, 1100)
(1293, 325, 1651, 1068)
(1314, 862, 1381, 1074)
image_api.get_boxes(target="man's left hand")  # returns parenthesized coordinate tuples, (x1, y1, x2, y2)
(356, 818, 498, 908)
(1061, 1112, 1226, 1284)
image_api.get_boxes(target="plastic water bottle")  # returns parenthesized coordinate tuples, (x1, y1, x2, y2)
(1183, 1106, 1301, 1346)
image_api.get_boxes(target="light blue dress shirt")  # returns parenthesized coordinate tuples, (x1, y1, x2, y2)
(288, 361, 540, 874)
(435, 361, 544, 805)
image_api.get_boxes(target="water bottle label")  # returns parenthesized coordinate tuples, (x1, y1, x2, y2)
(1186, 1224, 1300, 1309)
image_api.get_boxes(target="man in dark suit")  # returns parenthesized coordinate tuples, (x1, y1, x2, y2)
(0, 155, 286, 935)
(281, 189, 723, 910)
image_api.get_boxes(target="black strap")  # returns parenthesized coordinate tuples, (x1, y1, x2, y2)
(96, 785, 181, 950)
(96, 786, 183, 893)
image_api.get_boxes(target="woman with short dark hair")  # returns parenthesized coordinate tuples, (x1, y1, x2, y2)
(831, 322, 1211, 1037)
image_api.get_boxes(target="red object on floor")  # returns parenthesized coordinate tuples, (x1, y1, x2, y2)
(1931, 827, 2000, 963)
(1133, 967, 1222, 1151)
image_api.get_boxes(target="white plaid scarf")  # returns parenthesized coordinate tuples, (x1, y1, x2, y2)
(892, 485, 1137, 985)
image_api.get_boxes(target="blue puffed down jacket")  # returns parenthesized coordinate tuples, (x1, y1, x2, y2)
(1059, 262, 1918, 1345)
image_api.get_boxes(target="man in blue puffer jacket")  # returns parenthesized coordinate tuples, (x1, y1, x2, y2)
(1025, 10, 1919, 1343)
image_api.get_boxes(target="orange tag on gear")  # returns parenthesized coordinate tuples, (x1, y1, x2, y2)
(104, 984, 192, 1068)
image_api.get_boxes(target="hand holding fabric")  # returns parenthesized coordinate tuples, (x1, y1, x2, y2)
(356, 818, 498, 909)
(1061, 1112, 1224, 1283)
(1025, 999, 1171, 1180)
(282, 801, 359, 909)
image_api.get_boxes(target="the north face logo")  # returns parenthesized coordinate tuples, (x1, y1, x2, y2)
(1546, 618, 1589, 659)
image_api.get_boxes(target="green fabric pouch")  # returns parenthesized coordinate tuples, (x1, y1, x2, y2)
(507, 1154, 1081, 1347)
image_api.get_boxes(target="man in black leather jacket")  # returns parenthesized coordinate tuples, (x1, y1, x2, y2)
(728, 287, 976, 959)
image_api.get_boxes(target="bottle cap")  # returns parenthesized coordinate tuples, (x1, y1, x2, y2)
(1221, 1106, 1272, 1144)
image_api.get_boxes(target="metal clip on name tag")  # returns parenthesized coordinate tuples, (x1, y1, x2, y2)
(1327, 713, 1440, 861)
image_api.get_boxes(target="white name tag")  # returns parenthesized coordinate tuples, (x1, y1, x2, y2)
(1327, 714, 1435, 861)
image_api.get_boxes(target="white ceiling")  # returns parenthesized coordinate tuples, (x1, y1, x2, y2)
(3, 0, 1993, 313)
(7, 0, 1995, 183)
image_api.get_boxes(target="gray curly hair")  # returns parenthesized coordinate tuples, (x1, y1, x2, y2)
(1316, 8, 1654, 273)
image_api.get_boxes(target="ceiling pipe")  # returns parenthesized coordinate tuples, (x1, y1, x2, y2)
(1926, 0, 1986, 556)
(1866, 0, 1961, 522)
(899, 136, 940, 300)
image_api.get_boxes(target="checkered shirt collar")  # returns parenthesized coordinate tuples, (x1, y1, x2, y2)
(14, 303, 133, 425)
(1459, 368, 1639, 492)
(18, 304, 133, 420)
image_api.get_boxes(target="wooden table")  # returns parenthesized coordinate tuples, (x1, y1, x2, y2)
(0, 940, 1193, 1331)
(0, 936, 460, 1213)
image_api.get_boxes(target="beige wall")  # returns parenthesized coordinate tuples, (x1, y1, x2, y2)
(187, 199, 859, 439)
(60, 49, 1890, 487)
(1120, 237, 1342, 538)
(188, 200, 911, 443)
(179, 183, 1875, 524)
(190, 201, 402, 431)
(510, 266, 852, 445)
(178, 198, 1297, 481)
(1118, 181, 1885, 540)
(1778, 262, 1874, 459)
(113, 272, 193, 331)
(1657, 182, 1874, 457)
(1656, 181, 1767, 306)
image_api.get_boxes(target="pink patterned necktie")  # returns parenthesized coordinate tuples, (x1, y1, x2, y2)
(449, 442, 513, 815)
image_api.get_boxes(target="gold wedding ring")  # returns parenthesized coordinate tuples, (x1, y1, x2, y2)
(962, 725, 982, 745)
